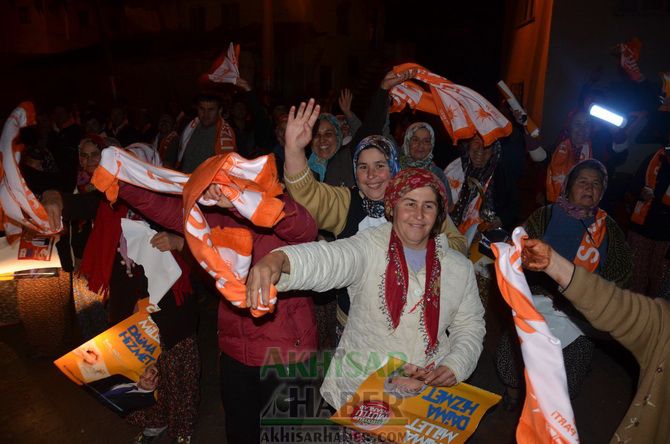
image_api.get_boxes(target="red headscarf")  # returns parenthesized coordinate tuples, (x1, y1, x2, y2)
(383, 168, 448, 355)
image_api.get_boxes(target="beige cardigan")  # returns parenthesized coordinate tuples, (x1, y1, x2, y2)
(284, 165, 467, 254)
(276, 223, 485, 409)
(563, 267, 670, 443)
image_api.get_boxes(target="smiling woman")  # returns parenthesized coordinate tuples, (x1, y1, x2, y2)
(399, 122, 449, 192)
(245, 167, 485, 413)
(307, 113, 354, 186)
(280, 98, 467, 344)
(495, 158, 632, 407)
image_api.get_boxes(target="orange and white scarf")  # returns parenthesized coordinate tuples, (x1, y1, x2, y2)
(0, 102, 62, 242)
(153, 130, 178, 162)
(444, 157, 493, 236)
(631, 148, 670, 225)
(546, 139, 592, 203)
(574, 209, 607, 272)
(492, 228, 579, 444)
(177, 116, 236, 164)
(388, 63, 512, 146)
(91, 147, 284, 317)
(203, 42, 240, 85)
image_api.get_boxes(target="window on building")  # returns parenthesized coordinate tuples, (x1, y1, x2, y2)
(510, 82, 525, 105)
(109, 15, 121, 32)
(337, 1, 351, 35)
(18, 6, 31, 25)
(615, 0, 670, 14)
(514, 0, 535, 28)
(320, 66, 333, 99)
(78, 10, 90, 27)
(47, 0, 60, 15)
(221, 3, 240, 30)
(348, 55, 359, 78)
(189, 6, 206, 32)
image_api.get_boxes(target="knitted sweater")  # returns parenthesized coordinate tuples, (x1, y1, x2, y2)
(563, 267, 670, 443)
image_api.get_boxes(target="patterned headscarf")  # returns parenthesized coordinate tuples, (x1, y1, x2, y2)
(352, 135, 401, 218)
(400, 122, 436, 170)
(353, 135, 401, 178)
(382, 167, 447, 356)
(308, 113, 343, 181)
(384, 167, 447, 222)
(556, 158, 608, 220)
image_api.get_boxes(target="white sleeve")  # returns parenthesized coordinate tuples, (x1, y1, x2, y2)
(439, 261, 486, 382)
(275, 233, 370, 294)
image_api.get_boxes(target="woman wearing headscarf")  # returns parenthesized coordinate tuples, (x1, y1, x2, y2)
(495, 158, 632, 409)
(400, 122, 449, 189)
(247, 167, 485, 413)
(307, 113, 355, 187)
(281, 100, 466, 342)
(446, 135, 503, 247)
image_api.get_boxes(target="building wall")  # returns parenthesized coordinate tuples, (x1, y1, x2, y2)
(0, 0, 381, 117)
(0, 1, 123, 54)
(502, 0, 554, 127)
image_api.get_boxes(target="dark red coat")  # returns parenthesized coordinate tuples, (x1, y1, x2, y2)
(120, 184, 318, 366)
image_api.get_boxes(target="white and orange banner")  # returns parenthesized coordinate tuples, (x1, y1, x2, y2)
(492, 227, 579, 443)
(91, 147, 284, 317)
(389, 63, 512, 146)
(0, 102, 62, 242)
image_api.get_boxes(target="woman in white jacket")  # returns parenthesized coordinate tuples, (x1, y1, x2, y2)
(247, 100, 485, 410)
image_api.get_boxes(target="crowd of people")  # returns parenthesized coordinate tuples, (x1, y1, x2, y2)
(5, 49, 670, 444)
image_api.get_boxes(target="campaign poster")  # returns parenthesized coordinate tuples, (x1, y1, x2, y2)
(17, 231, 55, 261)
(331, 357, 501, 443)
(54, 298, 161, 415)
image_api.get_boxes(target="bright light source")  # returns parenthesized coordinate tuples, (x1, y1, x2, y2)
(588, 104, 627, 128)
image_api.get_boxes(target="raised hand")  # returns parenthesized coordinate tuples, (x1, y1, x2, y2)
(284, 99, 321, 155)
(338, 89, 354, 117)
(381, 67, 417, 90)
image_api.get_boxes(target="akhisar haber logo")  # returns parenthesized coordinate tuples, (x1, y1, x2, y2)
(351, 400, 392, 431)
